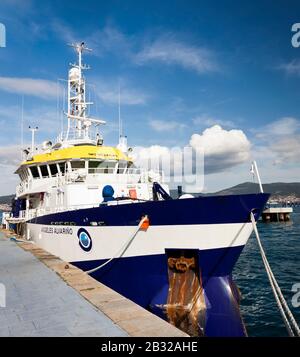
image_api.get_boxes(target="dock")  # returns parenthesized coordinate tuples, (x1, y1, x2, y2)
(262, 206, 293, 222)
(0, 230, 187, 337)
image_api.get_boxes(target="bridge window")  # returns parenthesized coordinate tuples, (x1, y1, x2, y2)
(117, 161, 127, 174)
(58, 162, 66, 175)
(71, 160, 85, 170)
(19, 169, 29, 181)
(49, 164, 58, 176)
(19, 168, 28, 181)
(88, 161, 101, 173)
(39, 165, 49, 178)
(24, 169, 29, 179)
(30, 166, 40, 179)
(88, 160, 116, 174)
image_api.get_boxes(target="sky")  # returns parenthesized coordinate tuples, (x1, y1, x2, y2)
(0, 0, 300, 194)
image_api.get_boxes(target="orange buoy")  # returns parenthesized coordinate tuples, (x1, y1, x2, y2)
(140, 216, 150, 231)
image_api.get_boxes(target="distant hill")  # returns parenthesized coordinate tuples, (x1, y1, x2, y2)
(210, 182, 298, 196)
(171, 182, 300, 199)
(0, 194, 14, 205)
(214, 182, 300, 197)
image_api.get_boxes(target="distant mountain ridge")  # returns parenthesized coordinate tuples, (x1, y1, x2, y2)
(171, 182, 300, 199)
(214, 182, 300, 197)
(0, 194, 14, 205)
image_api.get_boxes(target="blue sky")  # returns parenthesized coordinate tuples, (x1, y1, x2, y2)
(0, 0, 300, 194)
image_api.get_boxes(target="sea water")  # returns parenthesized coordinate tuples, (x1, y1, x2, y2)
(234, 206, 300, 336)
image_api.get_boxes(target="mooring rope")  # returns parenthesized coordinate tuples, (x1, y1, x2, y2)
(250, 212, 300, 337)
(86, 215, 148, 275)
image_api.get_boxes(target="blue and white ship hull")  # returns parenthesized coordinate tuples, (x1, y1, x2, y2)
(26, 193, 269, 336)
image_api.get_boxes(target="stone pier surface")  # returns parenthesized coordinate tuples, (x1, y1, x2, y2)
(0, 231, 188, 337)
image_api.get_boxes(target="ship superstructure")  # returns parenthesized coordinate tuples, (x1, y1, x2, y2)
(13, 43, 164, 224)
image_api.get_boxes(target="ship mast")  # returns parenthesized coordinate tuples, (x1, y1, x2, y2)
(65, 42, 106, 143)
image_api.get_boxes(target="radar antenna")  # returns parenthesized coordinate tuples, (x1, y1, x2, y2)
(64, 42, 106, 143)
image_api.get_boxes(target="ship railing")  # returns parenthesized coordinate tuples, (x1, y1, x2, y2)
(56, 130, 100, 142)
(21, 198, 148, 220)
(62, 167, 151, 183)
(19, 209, 37, 220)
(19, 210, 26, 218)
(21, 204, 96, 220)
(88, 168, 115, 174)
(87, 167, 144, 175)
(56, 168, 163, 184)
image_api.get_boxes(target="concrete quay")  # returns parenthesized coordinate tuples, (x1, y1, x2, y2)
(0, 230, 188, 337)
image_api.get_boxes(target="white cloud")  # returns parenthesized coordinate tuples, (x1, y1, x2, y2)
(192, 115, 235, 128)
(256, 117, 300, 138)
(0, 162, 19, 195)
(51, 21, 132, 59)
(94, 79, 148, 106)
(88, 24, 132, 58)
(0, 77, 59, 99)
(0, 144, 20, 194)
(0, 1, 49, 46)
(131, 125, 250, 184)
(0, 103, 66, 148)
(148, 119, 186, 132)
(23, 107, 64, 135)
(0, 105, 20, 121)
(277, 60, 300, 76)
(190, 125, 251, 173)
(51, 22, 219, 75)
(253, 117, 300, 165)
(51, 20, 76, 44)
(50, 22, 148, 106)
(259, 134, 300, 165)
(97, 88, 146, 106)
(269, 136, 300, 164)
(0, 145, 21, 167)
(135, 34, 218, 74)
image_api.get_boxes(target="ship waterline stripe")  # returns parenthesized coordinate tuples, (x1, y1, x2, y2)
(27, 222, 252, 262)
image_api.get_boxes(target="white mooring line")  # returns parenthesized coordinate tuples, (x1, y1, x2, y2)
(86, 215, 148, 275)
(250, 212, 300, 337)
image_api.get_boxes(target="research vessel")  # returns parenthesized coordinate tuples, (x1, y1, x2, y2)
(7, 43, 269, 336)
